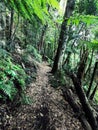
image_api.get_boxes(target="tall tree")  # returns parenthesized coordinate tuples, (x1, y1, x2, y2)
(51, 0, 76, 74)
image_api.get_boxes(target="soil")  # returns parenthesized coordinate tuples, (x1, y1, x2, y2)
(0, 62, 84, 130)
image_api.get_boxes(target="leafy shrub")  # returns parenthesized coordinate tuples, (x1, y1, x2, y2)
(26, 45, 42, 62)
(0, 49, 27, 102)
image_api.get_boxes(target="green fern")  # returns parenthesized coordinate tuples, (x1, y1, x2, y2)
(68, 15, 98, 26)
(0, 50, 27, 102)
(26, 45, 42, 62)
(3, 0, 59, 23)
(80, 40, 98, 50)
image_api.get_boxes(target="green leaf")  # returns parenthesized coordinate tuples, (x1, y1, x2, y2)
(48, 0, 59, 9)
(0, 84, 12, 99)
(81, 40, 98, 50)
(4, 0, 59, 23)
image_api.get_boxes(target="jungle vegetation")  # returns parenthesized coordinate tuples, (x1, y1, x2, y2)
(0, 0, 98, 129)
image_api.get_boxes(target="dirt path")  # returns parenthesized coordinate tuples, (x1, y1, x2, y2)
(8, 62, 84, 130)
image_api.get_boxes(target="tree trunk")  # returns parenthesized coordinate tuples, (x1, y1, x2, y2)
(63, 52, 71, 66)
(77, 49, 88, 80)
(84, 49, 94, 78)
(62, 88, 92, 130)
(5, 12, 10, 41)
(51, 0, 75, 74)
(71, 74, 98, 130)
(9, 9, 14, 41)
(38, 24, 48, 53)
(0, 2, 6, 48)
(5, 9, 14, 50)
(62, 23, 85, 68)
(65, 57, 98, 129)
(86, 62, 98, 98)
(90, 83, 98, 100)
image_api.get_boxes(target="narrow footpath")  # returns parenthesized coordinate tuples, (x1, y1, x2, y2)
(9, 62, 84, 130)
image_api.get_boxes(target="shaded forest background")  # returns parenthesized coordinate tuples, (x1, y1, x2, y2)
(0, 0, 98, 130)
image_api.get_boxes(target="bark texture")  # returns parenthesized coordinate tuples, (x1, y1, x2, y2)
(51, 0, 75, 74)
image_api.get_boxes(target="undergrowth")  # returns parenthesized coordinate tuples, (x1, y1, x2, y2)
(0, 49, 27, 103)
(26, 45, 42, 62)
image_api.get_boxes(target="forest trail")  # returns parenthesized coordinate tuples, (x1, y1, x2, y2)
(9, 62, 84, 130)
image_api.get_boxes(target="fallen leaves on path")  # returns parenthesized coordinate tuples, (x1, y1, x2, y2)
(0, 62, 84, 130)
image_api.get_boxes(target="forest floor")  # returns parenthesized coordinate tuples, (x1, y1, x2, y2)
(0, 62, 84, 130)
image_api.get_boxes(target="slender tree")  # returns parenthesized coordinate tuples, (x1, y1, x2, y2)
(86, 62, 98, 98)
(90, 83, 98, 100)
(51, 0, 76, 74)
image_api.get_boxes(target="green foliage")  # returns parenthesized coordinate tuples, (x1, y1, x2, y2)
(26, 45, 42, 62)
(2, 0, 98, 108)
(78, 0, 97, 15)
(83, 85, 88, 93)
(0, 49, 27, 102)
(21, 94, 32, 104)
(44, 25, 59, 60)
(50, 70, 66, 88)
(68, 15, 98, 26)
(80, 40, 98, 50)
(3, 0, 59, 24)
